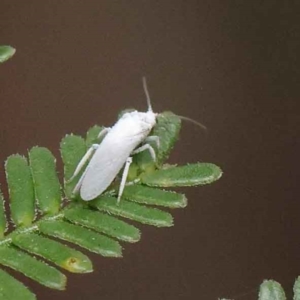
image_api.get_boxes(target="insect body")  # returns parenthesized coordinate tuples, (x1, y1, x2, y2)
(71, 78, 158, 202)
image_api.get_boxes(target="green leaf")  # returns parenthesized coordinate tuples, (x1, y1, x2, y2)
(294, 276, 300, 300)
(153, 112, 182, 165)
(132, 112, 181, 173)
(5, 155, 35, 226)
(60, 134, 87, 181)
(29, 147, 62, 215)
(0, 46, 16, 63)
(39, 220, 122, 257)
(141, 163, 222, 187)
(123, 185, 187, 208)
(92, 195, 174, 227)
(65, 206, 141, 243)
(259, 280, 286, 300)
(0, 268, 36, 300)
(0, 246, 66, 290)
(86, 125, 104, 148)
(0, 190, 6, 239)
(60, 134, 86, 198)
(12, 233, 93, 273)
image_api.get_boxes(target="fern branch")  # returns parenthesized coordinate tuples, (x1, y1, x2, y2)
(0, 109, 222, 300)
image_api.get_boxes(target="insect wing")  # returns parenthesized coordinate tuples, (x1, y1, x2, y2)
(80, 120, 147, 200)
(80, 144, 129, 200)
(80, 111, 156, 201)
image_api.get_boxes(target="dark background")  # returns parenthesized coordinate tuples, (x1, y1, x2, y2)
(1, 1, 299, 299)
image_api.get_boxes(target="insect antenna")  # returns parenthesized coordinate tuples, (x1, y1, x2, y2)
(142, 77, 205, 131)
(177, 115, 207, 131)
(142, 76, 153, 112)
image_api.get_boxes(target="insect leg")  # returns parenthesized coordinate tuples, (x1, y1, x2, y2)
(67, 144, 99, 183)
(97, 127, 111, 140)
(117, 157, 133, 204)
(144, 135, 160, 148)
(72, 167, 88, 195)
(131, 144, 156, 162)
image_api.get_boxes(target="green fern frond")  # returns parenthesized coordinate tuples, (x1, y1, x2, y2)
(0, 107, 222, 299)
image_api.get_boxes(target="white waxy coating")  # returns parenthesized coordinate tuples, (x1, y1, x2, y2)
(80, 110, 156, 200)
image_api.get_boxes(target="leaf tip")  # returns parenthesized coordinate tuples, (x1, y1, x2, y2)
(0, 45, 16, 63)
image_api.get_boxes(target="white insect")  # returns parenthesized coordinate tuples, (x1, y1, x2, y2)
(70, 77, 159, 203)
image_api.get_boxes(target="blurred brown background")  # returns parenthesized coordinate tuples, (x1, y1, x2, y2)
(0, 1, 299, 299)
